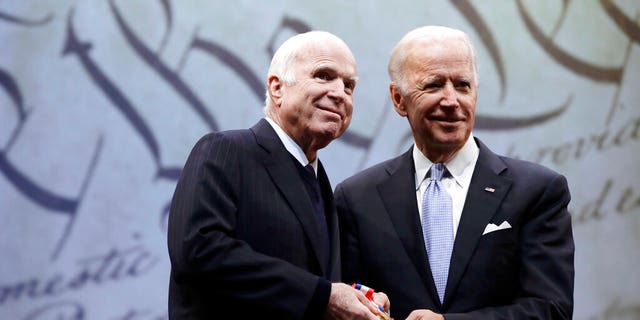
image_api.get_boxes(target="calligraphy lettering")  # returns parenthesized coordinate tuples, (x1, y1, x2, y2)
(0, 244, 158, 306)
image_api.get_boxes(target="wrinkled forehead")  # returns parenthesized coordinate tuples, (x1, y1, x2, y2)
(296, 39, 357, 72)
(407, 36, 471, 58)
(301, 37, 355, 60)
(404, 37, 475, 73)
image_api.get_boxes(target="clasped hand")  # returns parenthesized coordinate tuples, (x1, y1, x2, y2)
(325, 283, 390, 320)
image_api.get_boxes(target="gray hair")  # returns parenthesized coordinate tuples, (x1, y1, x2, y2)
(388, 26, 479, 94)
(263, 31, 350, 115)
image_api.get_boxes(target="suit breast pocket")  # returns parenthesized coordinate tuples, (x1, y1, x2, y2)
(472, 229, 519, 281)
(478, 228, 517, 256)
(459, 230, 520, 305)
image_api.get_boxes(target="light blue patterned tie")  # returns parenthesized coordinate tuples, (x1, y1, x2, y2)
(421, 163, 453, 303)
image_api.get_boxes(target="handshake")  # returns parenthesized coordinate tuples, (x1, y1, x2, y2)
(352, 283, 392, 320)
(326, 282, 392, 320)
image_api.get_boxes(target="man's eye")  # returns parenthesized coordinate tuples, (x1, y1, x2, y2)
(316, 72, 331, 80)
(457, 81, 470, 88)
(424, 82, 441, 89)
(344, 81, 355, 91)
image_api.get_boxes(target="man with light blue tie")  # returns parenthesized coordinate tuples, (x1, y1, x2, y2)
(335, 26, 574, 320)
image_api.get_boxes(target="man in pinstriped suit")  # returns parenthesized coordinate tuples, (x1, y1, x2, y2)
(167, 31, 388, 319)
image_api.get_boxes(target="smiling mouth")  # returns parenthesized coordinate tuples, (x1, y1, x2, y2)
(318, 107, 343, 120)
(431, 117, 462, 123)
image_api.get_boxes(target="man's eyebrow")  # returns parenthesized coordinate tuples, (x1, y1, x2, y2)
(421, 75, 441, 83)
(313, 64, 335, 72)
(312, 64, 357, 82)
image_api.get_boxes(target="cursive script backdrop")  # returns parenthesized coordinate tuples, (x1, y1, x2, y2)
(1, 1, 639, 319)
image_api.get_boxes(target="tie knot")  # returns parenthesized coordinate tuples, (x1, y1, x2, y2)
(430, 163, 447, 181)
(305, 164, 316, 179)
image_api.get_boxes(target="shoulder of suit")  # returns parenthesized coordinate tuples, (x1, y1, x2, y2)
(496, 154, 564, 182)
(337, 153, 408, 189)
(475, 137, 563, 180)
(190, 129, 256, 155)
(200, 128, 254, 144)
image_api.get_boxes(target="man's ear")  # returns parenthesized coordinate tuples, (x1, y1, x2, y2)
(268, 75, 283, 107)
(390, 84, 407, 117)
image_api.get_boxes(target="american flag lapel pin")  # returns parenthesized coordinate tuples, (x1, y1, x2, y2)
(484, 187, 495, 193)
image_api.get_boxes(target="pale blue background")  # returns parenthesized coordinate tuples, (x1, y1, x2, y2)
(1, 1, 639, 319)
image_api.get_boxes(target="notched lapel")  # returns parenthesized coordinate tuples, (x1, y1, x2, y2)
(252, 120, 328, 274)
(444, 142, 512, 305)
(376, 150, 440, 303)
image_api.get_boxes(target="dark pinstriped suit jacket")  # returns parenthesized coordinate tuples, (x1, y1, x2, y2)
(167, 119, 340, 319)
(336, 138, 574, 319)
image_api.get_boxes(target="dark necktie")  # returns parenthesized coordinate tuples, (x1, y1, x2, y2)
(302, 164, 330, 272)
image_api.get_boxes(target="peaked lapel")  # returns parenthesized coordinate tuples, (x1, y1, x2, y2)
(444, 138, 513, 305)
(250, 119, 328, 275)
(376, 147, 441, 306)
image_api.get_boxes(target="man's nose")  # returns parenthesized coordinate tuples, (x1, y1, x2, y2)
(440, 83, 459, 108)
(327, 79, 347, 102)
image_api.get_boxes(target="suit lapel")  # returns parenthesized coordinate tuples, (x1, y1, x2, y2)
(444, 139, 512, 305)
(251, 120, 327, 275)
(318, 160, 341, 281)
(377, 148, 441, 305)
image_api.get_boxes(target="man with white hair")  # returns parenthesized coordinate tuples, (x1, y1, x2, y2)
(168, 31, 388, 319)
(337, 26, 574, 319)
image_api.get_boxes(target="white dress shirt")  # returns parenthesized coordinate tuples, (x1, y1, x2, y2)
(265, 117, 318, 173)
(414, 135, 479, 238)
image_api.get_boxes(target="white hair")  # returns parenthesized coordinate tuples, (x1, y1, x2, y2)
(263, 31, 351, 115)
(388, 26, 479, 94)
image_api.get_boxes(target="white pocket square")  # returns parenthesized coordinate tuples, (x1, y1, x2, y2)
(482, 221, 512, 235)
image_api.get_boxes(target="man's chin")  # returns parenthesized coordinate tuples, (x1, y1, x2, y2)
(432, 136, 467, 150)
(321, 122, 345, 135)
(312, 126, 343, 147)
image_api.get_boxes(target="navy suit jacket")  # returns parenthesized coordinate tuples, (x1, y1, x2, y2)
(336, 138, 574, 320)
(168, 119, 340, 319)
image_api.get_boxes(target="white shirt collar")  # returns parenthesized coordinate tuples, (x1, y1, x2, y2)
(265, 117, 318, 174)
(413, 134, 479, 190)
